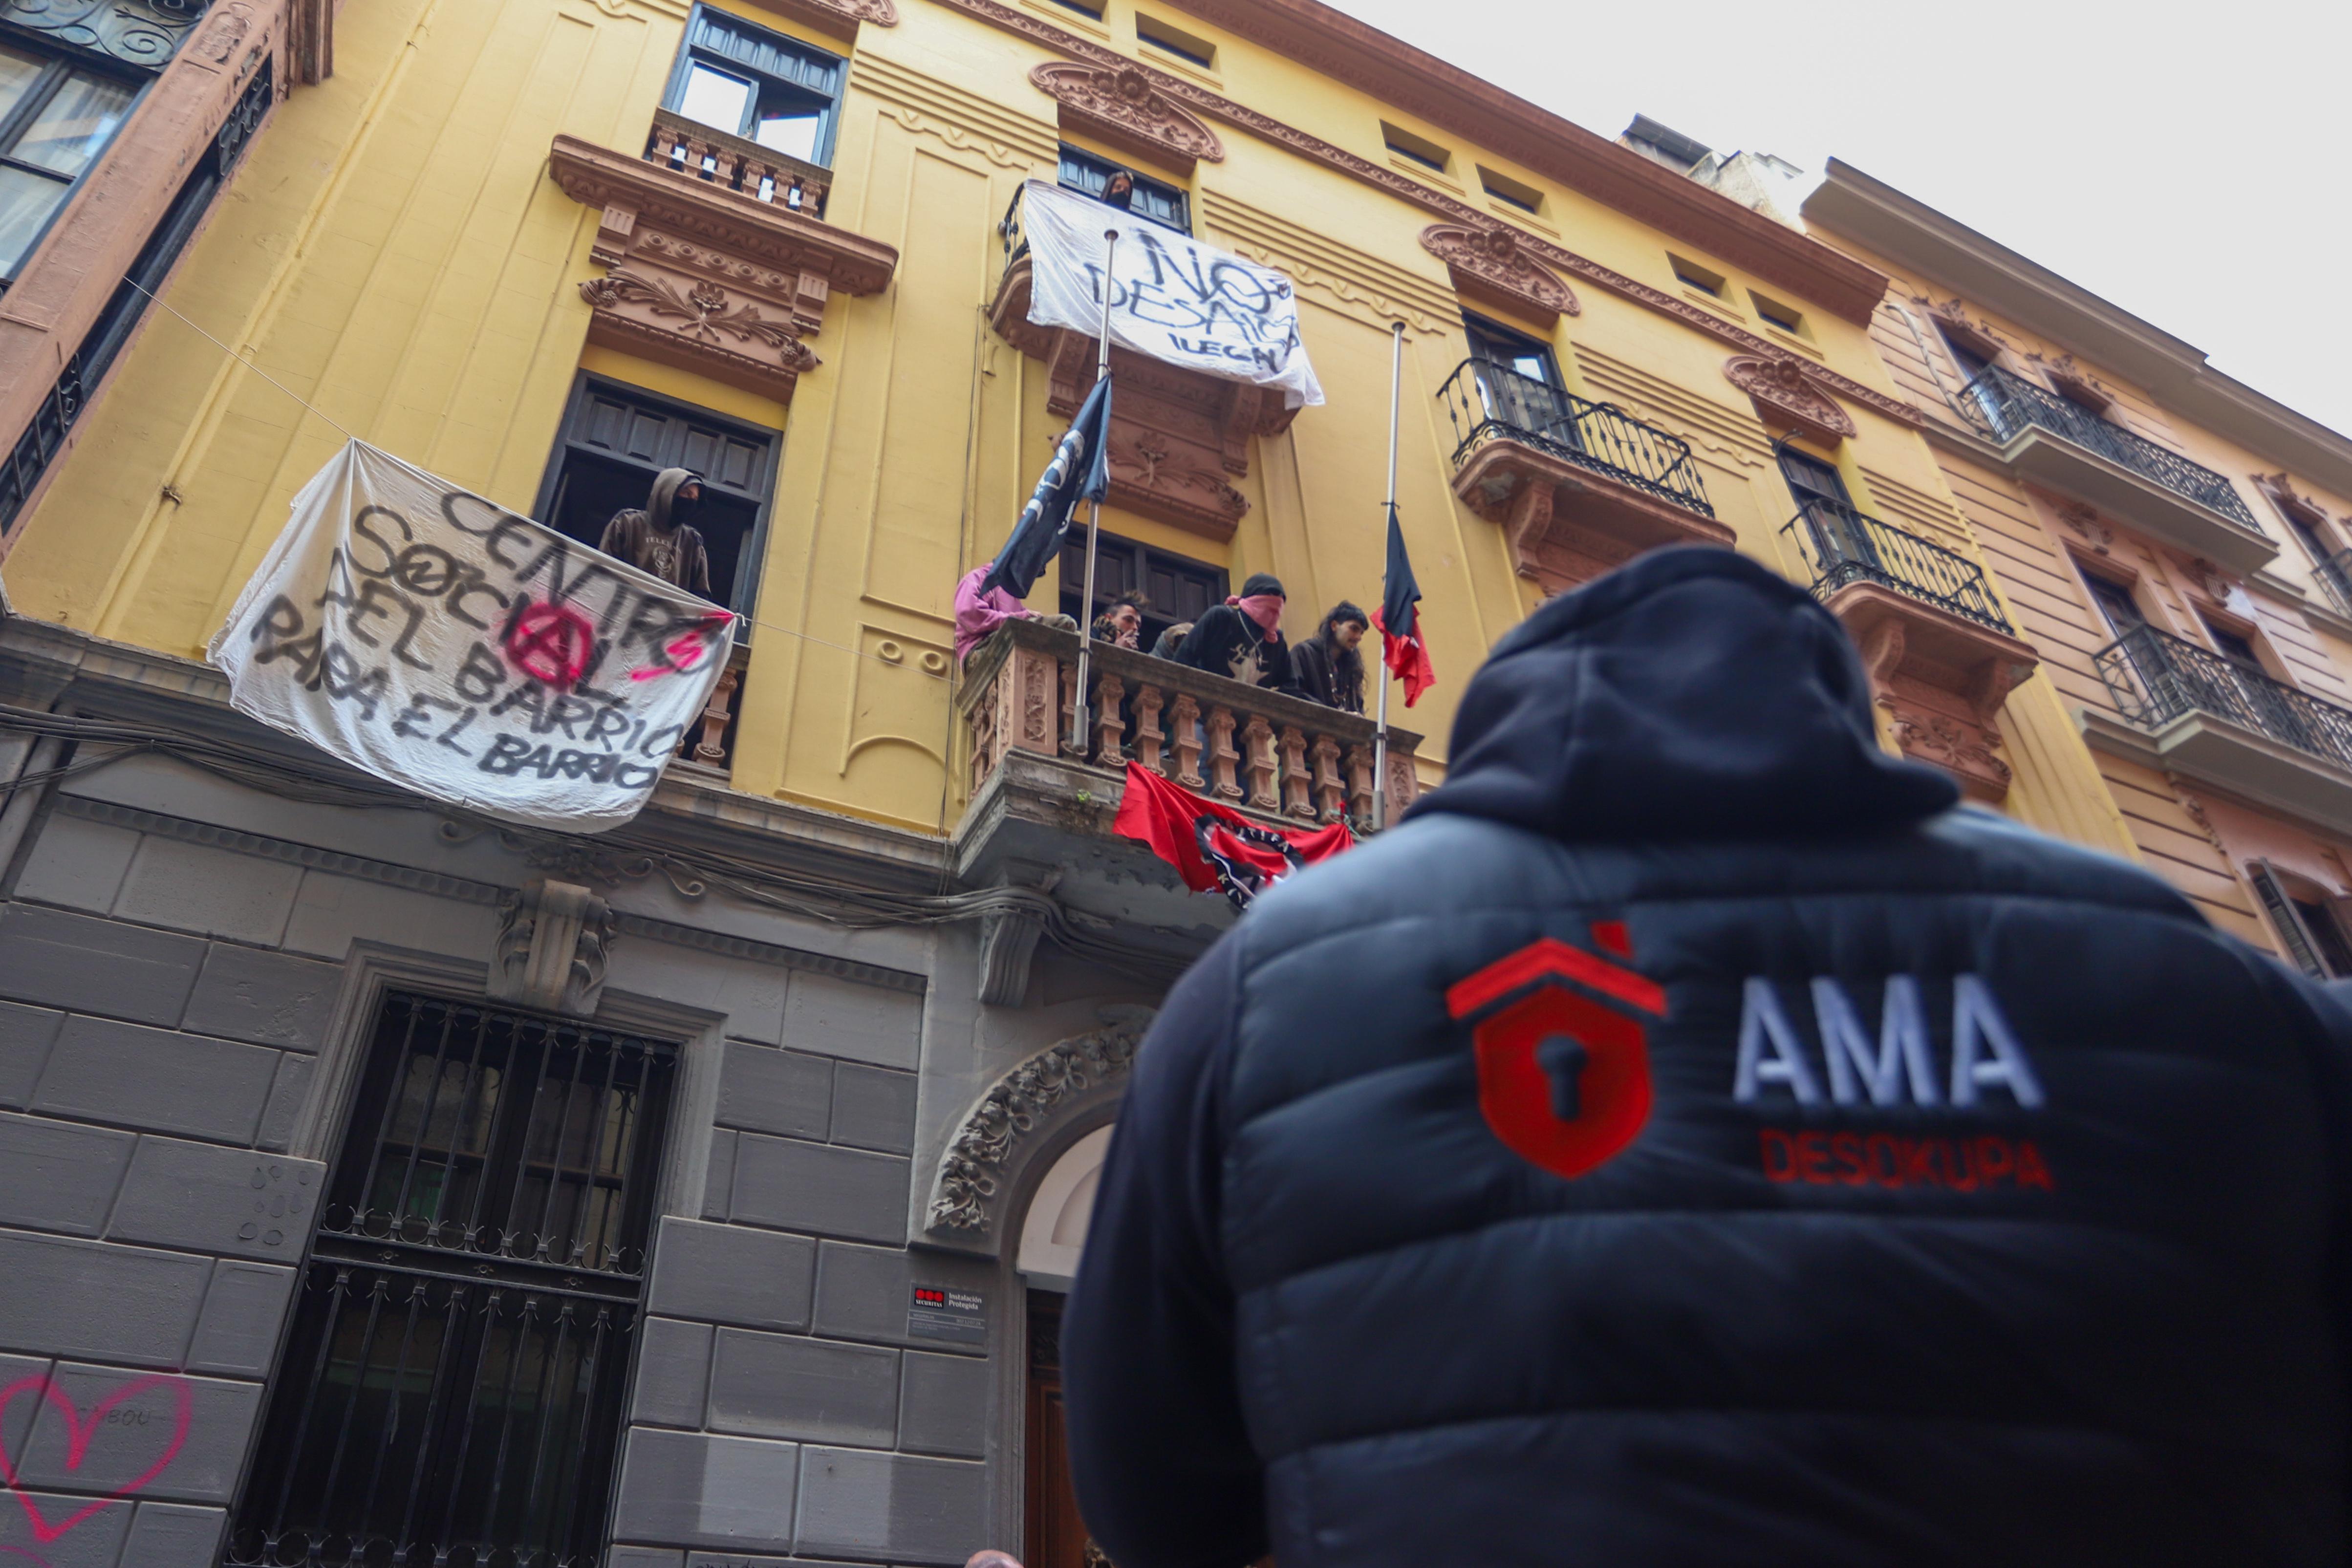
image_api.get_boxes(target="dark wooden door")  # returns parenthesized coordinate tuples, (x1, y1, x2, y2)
(1026, 1291, 1099, 1568)
(535, 375, 777, 618)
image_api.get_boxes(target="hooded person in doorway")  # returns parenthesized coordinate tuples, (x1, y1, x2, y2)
(1174, 573, 1296, 692)
(599, 467, 713, 599)
(1291, 600, 1369, 712)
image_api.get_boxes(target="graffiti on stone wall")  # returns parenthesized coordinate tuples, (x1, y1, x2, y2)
(0, 1373, 194, 1563)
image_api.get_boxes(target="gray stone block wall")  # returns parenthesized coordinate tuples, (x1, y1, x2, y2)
(6, 794, 993, 1568)
(618, 961, 996, 1568)
(0, 816, 347, 1568)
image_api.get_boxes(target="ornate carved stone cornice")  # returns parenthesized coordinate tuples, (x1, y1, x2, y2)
(926, 1007, 1157, 1238)
(925, 0, 1925, 430)
(1112, 0, 1888, 323)
(1030, 61, 1223, 167)
(760, 0, 898, 28)
(550, 134, 896, 400)
(1421, 223, 1576, 321)
(1725, 354, 1856, 444)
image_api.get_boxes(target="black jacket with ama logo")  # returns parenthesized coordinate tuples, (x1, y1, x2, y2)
(1063, 546, 2352, 1568)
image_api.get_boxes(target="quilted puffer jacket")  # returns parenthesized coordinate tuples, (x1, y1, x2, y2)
(1062, 546, 2352, 1568)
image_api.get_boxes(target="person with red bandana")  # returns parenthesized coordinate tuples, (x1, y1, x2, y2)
(1172, 572, 1298, 692)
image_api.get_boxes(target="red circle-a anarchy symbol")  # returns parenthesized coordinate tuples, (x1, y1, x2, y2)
(505, 601, 596, 687)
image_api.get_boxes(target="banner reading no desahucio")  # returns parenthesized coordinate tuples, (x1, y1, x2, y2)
(1021, 180, 1325, 411)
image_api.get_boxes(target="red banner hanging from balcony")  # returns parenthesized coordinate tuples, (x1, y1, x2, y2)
(1113, 762, 1355, 913)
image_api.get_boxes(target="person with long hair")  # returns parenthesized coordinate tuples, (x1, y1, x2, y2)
(1291, 600, 1368, 713)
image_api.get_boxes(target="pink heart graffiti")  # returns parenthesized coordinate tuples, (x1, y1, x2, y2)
(0, 1375, 193, 1546)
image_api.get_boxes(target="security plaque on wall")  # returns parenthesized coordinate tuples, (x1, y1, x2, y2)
(908, 1284, 987, 1347)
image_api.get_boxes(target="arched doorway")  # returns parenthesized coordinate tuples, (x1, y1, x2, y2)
(1018, 1129, 1113, 1568)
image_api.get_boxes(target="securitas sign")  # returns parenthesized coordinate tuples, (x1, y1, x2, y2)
(209, 441, 736, 833)
(1020, 180, 1325, 411)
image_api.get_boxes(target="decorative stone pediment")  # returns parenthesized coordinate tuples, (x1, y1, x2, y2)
(1030, 62, 1224, 168)
(549, 133, 899, 401)
(1421, 223, 1577, 321)
(990, 256, 1292, 539)
(1725, 354, 1856, 444)
(2255, 472, 2330, 523)
(926, 1006, 1158, 1240)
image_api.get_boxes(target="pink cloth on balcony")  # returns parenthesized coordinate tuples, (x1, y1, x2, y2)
(955, 564, 1036, 663)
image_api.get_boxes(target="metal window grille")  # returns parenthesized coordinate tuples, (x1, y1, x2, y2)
(224, 994, 677, 1568)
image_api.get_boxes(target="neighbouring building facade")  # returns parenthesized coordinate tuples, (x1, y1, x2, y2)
(1791, 158, 2352, 964)
(0, 2, 2337, 1567)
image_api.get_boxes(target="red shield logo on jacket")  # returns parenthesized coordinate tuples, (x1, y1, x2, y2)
(1446, 926, 1667, 1180)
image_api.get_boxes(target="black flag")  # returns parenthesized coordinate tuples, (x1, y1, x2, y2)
(1377, 502, 1434, 705)
(982, 377, 1113, 599)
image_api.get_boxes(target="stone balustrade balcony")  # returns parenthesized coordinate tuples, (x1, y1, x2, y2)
(950, 619, 1422, 995)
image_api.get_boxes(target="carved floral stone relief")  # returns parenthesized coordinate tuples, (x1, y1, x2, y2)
(1724, 354, 1856, 443)
(550, 135, 898, 402)
(927, 1007, 1156, 1238)
(1420, 224, 1577, 319)
(1030, 62, 1223, 165)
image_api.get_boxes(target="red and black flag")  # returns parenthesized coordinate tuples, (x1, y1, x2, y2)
(1113, 763, 1354, 912)
(1374, 502, 1434, 706)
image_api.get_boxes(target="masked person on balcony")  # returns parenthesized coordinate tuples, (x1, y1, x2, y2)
(1064, 544, 2352, 1568)
(1173, 574, 1298, 694)
(1291, 601, 1369, 713)
(599, 468, 712, 598)
(953, 564, 1079, 665)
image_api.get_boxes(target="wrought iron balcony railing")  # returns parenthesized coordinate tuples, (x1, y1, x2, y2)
(1958, 365, 2259, 529)
(1438, 359, 1714, 519)
(1780, 499, 2015, 635)
(2096, 622, 2352, 773)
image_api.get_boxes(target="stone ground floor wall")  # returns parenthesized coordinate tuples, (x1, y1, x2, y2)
(0, 733, 1157, 1568)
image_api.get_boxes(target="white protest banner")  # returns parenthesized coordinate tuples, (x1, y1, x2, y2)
(1020, 179, 1324, 410)
(208, 440, 737, 833)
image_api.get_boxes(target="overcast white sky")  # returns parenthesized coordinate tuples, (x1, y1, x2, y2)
(1325, 0, 2352, 441)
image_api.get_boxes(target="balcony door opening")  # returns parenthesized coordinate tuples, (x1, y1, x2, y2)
(1057, 144, 1191, 234)
(1464, 313, 1571, 448)
(1778, 444, 1877, 576)
(223, 993, 677, 1568)
(664, 4, 845, 167)
(535, 375, 777, 622)
(1060, 531, 1226, 653)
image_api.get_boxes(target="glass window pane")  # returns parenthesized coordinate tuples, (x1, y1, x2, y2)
(0, 45, 45, 125)
(9, 70, 136, 178)
(677, 63, 753, 136)
(0, 165, 69, 278)
(752, 106, 821, 162)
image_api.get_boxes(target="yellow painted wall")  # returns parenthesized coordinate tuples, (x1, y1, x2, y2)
(3, 0, 2135, 847)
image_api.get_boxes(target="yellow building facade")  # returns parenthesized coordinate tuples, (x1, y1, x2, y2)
(0, 1, 2339, 1565)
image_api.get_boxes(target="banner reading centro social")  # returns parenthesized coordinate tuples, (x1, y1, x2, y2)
(208, 440, 737, 833)
(1021, 179, 1325, 411)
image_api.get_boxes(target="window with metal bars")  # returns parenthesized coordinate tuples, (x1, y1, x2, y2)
(224, 993, 676, 1568)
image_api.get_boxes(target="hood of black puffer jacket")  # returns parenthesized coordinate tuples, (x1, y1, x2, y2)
(1409, 546, 1959, 840)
